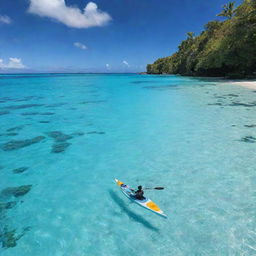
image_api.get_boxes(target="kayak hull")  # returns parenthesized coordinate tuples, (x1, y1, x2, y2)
(115, 178, 167, 218)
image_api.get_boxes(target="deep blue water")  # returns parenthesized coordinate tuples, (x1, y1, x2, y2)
(0, 74, 256, 255)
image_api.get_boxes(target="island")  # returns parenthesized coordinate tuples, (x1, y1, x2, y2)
(147, 0, 256, 79)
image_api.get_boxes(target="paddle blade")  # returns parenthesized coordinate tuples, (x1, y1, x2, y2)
(144, 187, 165, 190)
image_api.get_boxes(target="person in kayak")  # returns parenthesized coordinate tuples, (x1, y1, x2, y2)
(134, 185, 145, 200)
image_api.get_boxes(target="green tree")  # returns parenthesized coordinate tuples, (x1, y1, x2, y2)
(147, 0, 256, 78)
(217, 2, 235, 19)
(186, 32, 195, 39)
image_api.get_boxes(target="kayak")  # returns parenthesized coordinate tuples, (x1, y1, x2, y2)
(115, 178, 167, 218)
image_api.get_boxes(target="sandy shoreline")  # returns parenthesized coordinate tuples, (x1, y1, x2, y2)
(224, 80, 256, 90)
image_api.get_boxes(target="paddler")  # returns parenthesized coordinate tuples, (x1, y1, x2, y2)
(134, 185, 145, 200)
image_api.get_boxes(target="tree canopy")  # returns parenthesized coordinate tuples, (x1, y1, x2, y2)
(217, 2, 236, 19)
(147, 0, 256, 78)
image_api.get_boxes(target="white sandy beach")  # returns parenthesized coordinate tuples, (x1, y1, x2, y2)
(226, 80, 256, 90)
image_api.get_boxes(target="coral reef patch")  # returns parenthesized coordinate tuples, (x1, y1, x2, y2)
(51, 142, 71, 153)
(1, 136, 45, 151)
(1, 185, 32, 198)
(12, 167, 29, 174)
(240, 136, 256, 143)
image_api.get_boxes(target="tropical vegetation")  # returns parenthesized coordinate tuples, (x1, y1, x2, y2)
(147, 0, 256, 78)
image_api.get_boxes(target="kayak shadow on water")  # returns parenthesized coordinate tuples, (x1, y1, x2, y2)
(108, 190, 160, 233)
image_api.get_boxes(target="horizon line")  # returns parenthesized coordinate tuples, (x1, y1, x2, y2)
(0, 72, 146, 75)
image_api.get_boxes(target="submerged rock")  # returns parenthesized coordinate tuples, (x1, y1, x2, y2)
(244, 124, 256, 128)
(12, 167, 29, 174)
(6, 126, 23, 132)
(1, 226, 30, 248)
(1, 136, 45, 151)
(21, 112, 39, 116)
(230, 102, 256, 107)
(6, 132, 18, 136)
(240, 136, 256, 143)
(39, 120, 50, 123)
(2, 229, 17, 248)
(71, 132, 85, 136)
(1, 185, 32, 198)
(47, 131, 63, 138)
(46, 131, 73, 142)
(21, 112, 54, 116)
(226, 94, 239, 97)
(208, 103, 223, 106)
(40, 112, 54, 115)
(51, 142, 71, 153)
(47, 131, 85, 153)
(0, 201, 17, 211)
(87, 131, 105, 135)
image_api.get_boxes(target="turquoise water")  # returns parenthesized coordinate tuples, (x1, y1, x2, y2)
(0, 74, 256, 255)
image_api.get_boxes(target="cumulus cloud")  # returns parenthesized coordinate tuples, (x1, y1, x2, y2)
(0, 15, 12, 24)
(28, 0, 111, 29)
(74, 42, 87, 50)
(122, 60, 129, 67)
(0, 58, 26, 69)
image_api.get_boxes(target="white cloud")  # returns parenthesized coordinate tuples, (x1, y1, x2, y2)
(106, 63, 110, 69)
(8, 58, 26, 69)
(74, 42, 87, 50)
(0, 15, 12, 24)
(28, 0, 111, 29)
(122, 60, 129, 67)
(0, 58, 26, 69)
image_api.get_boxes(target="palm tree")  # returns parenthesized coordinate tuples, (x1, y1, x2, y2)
(187, 32, 195, 39)
(217, 2, 235, 19)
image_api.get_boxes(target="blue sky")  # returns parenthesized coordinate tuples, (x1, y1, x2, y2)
(0, 0, 242, 73)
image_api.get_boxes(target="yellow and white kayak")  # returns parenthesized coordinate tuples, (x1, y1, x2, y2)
(115, 178, 167, 218)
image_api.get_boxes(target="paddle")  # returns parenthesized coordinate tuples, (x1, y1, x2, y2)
(144, 187, 164, 190)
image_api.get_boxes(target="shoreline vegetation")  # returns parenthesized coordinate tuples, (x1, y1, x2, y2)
(147, 0, 256, 79)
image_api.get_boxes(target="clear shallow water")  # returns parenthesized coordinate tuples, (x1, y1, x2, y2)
(0, 74, 256, 255)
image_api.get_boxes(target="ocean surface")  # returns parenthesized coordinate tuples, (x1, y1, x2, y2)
(0, 74, 256, 256)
